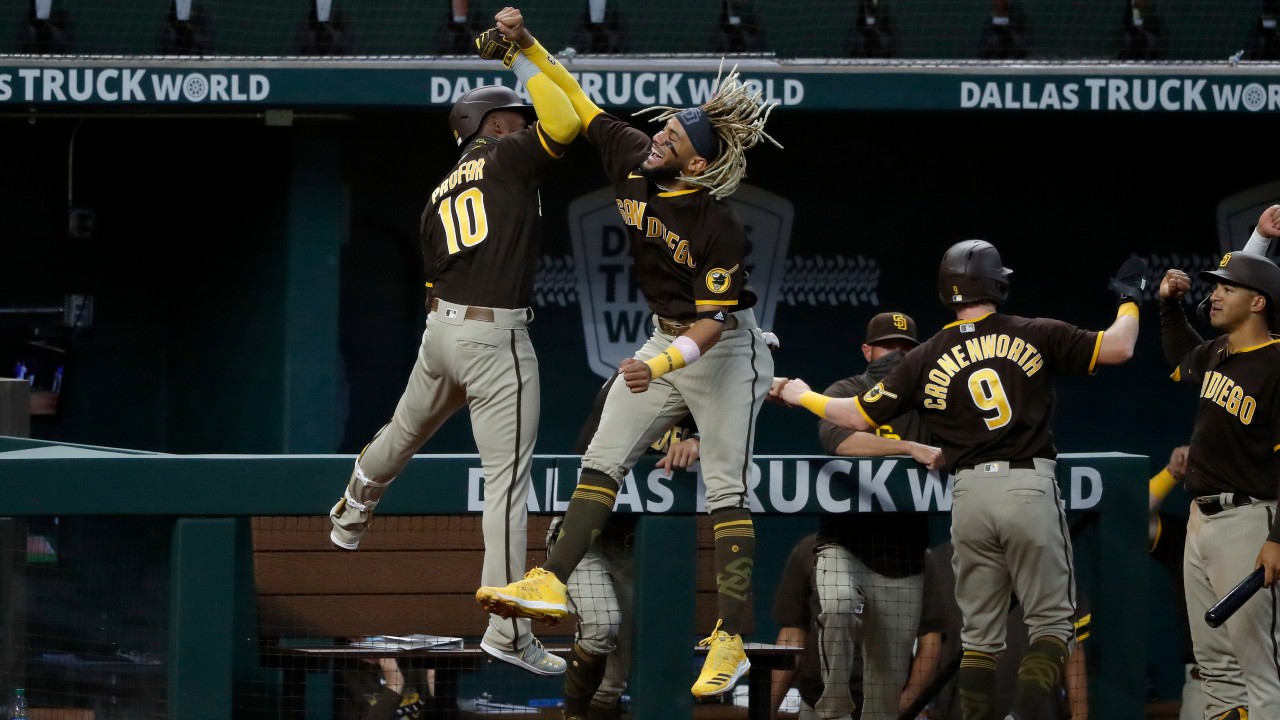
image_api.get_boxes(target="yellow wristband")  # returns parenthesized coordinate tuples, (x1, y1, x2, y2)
(1118, 301, 1139, 320)
(1149, 468, 1178, 502)
(798, 391, 832, 419)
(643, 345, 687, 380)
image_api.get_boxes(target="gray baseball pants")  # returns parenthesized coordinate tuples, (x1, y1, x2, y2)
(356, 300, 540, 653)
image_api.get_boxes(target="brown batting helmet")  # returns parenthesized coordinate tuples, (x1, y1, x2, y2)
(448, 85, 534, 147)
(1200, 251, 1280, 330)
(938, 239, 1012, 306)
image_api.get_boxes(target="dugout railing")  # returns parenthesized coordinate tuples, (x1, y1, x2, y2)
(0, 437, 1147, 720)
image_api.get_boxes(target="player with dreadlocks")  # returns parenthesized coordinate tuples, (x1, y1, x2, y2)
(474, 6, 781, 702)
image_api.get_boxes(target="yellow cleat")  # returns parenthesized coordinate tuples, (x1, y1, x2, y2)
(476, 567, 569, 624)
(691, 619, 750, 698)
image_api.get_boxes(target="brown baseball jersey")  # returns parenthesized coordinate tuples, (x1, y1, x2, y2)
(586, 113, 756, 319)
(853, 313, 1102, 471)
(1171, 336, 1280, 502)
(421, 125, 567, 309)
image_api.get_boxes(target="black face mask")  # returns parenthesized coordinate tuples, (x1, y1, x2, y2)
(864, 350, 905, 382)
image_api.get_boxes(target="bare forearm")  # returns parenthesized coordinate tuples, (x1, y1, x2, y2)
(1096, 312, 1138, 365)
(771, 627, 806, 718)
(835, 431, 912, 457)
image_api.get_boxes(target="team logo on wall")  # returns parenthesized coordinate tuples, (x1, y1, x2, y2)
(568, 183, 793, 380)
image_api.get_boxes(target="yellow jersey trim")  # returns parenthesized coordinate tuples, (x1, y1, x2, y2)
(658, 188, 701, 197)
(943, 312, 993, 330)
(714, 519, 755, 530)
(1233, 338, 1280, 354)
(852, 397, 881, 429)
(425, 282, 434, 288)
(1087, 331, 1103, 374)
(535, 124, 563, 159)
(695, 299, 738, 307)
(1170, 367, 1181, 383)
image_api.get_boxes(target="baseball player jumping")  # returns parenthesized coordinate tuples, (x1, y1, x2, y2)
(326, 42, 582, 675)
(1160, 250, 1280, 720)
(472, 6, 780, 698)
(774, 240, 1141, 720)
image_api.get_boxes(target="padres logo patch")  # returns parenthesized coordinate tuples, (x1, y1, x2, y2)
(706, 264, 738, 294)
(1220, 252, 1233, 267)
(862, 382, 898, 403)
(892, 313, 908, 330)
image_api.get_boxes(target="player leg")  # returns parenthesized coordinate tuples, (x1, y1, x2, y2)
(1206, 503, 1280, 717)
(590, 536, 633, 720)
(858, 562, 924, 720)
(563, 547, 619, 720)
(1000, 462, 1076, 720)
(330, 322, 466, 549)
(949, 472, 1013, 720)
(477, 340, 688, 619)
(674, 312, 774, 696)
(545, 372, 687, 575)
(814, 543, 864, 720)
(1185, 505, 1250, 718)
(458, 311, 563, 674)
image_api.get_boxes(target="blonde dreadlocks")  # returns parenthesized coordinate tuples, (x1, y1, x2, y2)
(633, 64, 782, 199)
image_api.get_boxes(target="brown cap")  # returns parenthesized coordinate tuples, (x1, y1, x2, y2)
(865, 312, 920, 347)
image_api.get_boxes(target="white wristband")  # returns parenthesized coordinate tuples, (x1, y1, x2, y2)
(671, 335, 701, 365)
(510, 54, 539, 84)
(1244, 228, 1272, 256)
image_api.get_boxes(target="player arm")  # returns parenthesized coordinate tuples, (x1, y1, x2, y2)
(899, 631, 943, 716)
(1095, 305, 1138, 366)
(1159, 298, 1203, 370)
(1244, 204, 1280, 255)
(523, 72, 579, 147)
(770, 626, 806, 719)
(494, 8, 603, 129)
(782, 384, 875, 432)
(522, 41, 603, 130)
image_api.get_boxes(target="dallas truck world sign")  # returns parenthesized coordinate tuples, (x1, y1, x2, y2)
(1, 60, 1278, 112)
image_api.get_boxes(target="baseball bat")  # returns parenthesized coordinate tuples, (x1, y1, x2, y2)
(1205, 567, 1265, 628)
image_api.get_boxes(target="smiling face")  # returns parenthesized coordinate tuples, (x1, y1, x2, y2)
(639, 117, 706, 182)
(1207, 281, 1265, 332)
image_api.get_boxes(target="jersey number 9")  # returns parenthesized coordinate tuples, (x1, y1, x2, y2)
(968, 368, 1012, 431)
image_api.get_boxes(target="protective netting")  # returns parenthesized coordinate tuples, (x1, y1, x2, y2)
(1, 0, 1276, 62)
(0, 511, 1109, 719)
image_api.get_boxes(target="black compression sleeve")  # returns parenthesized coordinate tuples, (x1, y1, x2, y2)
(1159, 298, 1203, 368)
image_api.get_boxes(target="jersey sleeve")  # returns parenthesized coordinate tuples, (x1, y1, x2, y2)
(1170, 340, 1214, 386)
(490, 125, 566, 186)
(692, 209, 747, 309)
(586, 112, 653, 184)
(1033, 317, 1102, 375)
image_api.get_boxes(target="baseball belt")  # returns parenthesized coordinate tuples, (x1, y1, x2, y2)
(957, 459, 1037, 473)
(657, 315, 739, 335)
(1195, 492, 1253, 517)
(430, 297, 495, 322)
